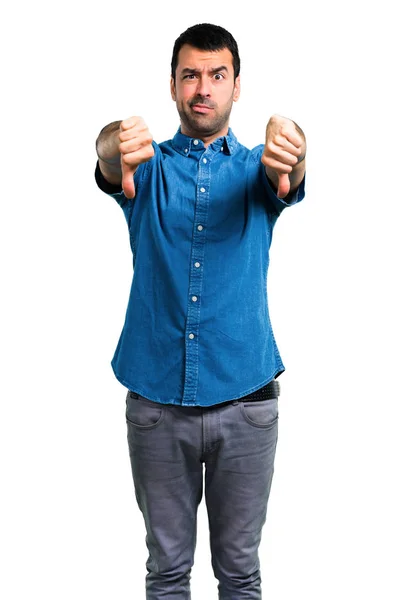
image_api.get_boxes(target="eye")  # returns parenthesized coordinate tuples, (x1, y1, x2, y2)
(214, 73, 224, 81)
(183, 74, 196, 80)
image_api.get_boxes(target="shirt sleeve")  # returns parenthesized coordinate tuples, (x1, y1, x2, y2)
(94, 143, 160, 228)
(251, 145, 306, 217)
(94, 160, 135, 225)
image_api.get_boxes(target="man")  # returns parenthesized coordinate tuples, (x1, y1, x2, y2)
(95, 23, 306, 600)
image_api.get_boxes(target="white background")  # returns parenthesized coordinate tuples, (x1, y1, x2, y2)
(1, 0, 399, 598)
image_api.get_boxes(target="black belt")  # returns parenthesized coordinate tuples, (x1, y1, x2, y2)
(214, 379, 280, 409)
(236, 379, 280, 402)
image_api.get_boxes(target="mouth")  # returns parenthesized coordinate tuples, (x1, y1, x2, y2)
(191, 104, 214, 114)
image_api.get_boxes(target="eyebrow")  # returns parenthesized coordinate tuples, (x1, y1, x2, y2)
(180, 66, 229, 76)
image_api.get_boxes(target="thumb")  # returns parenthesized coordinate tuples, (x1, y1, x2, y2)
(121, 160, 136, 199)
(277, 173, 290, 199)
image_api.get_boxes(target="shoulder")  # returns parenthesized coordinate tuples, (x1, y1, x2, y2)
(249, 143, 265, 164)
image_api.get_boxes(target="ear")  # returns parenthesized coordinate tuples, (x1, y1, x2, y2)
(170, 76, 176, 101)
(233, 74, 241, 102)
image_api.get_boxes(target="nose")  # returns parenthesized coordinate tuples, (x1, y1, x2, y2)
(196, 75, 212, 97)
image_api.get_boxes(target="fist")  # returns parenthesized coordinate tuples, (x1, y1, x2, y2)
(119, 116, 154, 198)
(261, 115, 305, 198)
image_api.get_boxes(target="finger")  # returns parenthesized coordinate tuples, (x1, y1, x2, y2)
(261, 154, 293, 174)
(121, 146, 154, 169)
(274, 134, 302, 156)
(277, 173, 290, 198)
(120, 117, 140, 132)
(119, 138, 144, 155)
(266, 141, 299, 166)
(119, 133, 153, 155)
(280, 127, 303, 148)
(119, 122, 148, 142)
(121, 161, 136, 199)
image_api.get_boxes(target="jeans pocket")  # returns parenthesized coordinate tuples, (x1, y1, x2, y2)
(239, 398, 279, 429)
(125, 392, 165, 429)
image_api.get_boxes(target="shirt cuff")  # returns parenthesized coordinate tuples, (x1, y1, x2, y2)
(267, 174, 305, 204)
(263, 171, 306, 215)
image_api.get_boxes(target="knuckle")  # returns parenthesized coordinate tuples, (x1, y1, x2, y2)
(120, 119, 132, 131)
(146, 146, 155, 159)
(122, 153, 137, 167)
(121, 116, 140, 130)
(280, 127, 290, 138)
(266, 141, 275, 153)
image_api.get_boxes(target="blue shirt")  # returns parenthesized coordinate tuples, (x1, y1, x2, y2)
(95, 127, 305, 407)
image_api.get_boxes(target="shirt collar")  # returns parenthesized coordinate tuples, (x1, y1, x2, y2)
(171, 127, 238, 157)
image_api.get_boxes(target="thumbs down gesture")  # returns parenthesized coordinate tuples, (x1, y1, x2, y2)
(119, 117, 154, 199)
(261, 115, 306, 199)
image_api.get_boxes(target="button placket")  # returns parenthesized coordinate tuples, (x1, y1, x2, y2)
(182, 148, 213, 405)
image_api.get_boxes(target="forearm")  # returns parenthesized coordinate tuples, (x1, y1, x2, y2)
(95, 120, 123, 185)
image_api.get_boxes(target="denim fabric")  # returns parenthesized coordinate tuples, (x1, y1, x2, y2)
(126, 391, 279, 599)
(95, 128, 305, 407)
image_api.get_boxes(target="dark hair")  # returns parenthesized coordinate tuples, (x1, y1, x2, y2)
(171, 23, 240, 82)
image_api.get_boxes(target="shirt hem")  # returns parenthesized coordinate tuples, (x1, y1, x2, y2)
(112, 363, 285, 407)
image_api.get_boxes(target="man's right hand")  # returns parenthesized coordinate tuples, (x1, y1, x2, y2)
(119, 117, 154, 199)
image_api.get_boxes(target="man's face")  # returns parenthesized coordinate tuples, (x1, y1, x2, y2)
(170, 44, 240, 142)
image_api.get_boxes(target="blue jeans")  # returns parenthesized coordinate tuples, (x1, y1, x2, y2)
(125, 391, 279, 599)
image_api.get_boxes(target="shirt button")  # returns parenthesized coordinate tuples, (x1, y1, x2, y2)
(189, 333, 195, 339)
(184, 148, 188, 153)
(220, 147, 224, 151)
(194, 262, 200, 268)
(197, 225, 203, 231)
(192, 296, 198, 302)
(200, 187, 205, 193)
(203, 158, 207, 164)
(193, 139, 199, 145)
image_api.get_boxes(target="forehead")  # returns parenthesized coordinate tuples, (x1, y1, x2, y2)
(176, 44, 234, 73)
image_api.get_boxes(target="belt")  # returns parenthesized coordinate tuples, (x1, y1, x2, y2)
(215, 379, 280, 409)
(235, 379, 280, 402)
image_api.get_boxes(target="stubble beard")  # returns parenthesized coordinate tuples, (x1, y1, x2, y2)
(177, 98, 234, 139)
